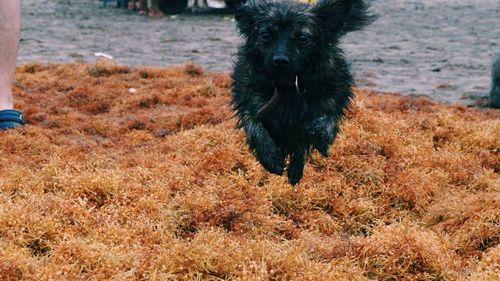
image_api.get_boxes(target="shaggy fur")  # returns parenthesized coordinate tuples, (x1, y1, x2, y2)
(231, 0, 376, 184)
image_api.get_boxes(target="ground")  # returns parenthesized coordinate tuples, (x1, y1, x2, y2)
(19, 0, 500, 104)
(5, 0, 500, 279)
(0, 62, 498, 279)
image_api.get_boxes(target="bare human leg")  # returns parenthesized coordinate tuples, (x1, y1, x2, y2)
(0, 0, 20, 111)
(0, 0, 24, 129)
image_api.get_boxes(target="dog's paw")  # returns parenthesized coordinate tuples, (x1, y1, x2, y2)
(245, 120, 286, 175)
(258, 147, 285, 175)
(307, 117, 337, 157)
(287, 163, 304, 185)
(287, 151, 305, 186)
(313, 141, 330, 158)
(251, 132, 285, 175)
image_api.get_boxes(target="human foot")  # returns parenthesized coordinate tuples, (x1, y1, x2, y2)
(149, 8, 165, 17)
(0, 109, 24, 130)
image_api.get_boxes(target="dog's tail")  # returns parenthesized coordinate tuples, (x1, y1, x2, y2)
(312, 0, 377, 37)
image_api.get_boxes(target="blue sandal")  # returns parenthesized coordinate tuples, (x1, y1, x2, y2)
(0, 110, 25, 130)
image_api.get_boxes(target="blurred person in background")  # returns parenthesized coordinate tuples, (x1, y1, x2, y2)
(0, 0, 24, 130)
(149, 0, 165, 17)
(129, 0, 164, 17)
(128, 0, 139, 11)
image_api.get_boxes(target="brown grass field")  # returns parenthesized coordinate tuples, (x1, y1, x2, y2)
(0, 62, 499, 280)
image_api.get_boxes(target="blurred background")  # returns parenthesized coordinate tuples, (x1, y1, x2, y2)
(18, 0, 500, 104)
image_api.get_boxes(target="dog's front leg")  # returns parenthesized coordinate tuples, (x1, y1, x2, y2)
(243, 117, 285, 175)
(307, 116, 339, 157)
(288, 148, 306, 185)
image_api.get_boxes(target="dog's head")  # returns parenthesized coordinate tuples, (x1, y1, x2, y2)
(235, 0, 376, 83)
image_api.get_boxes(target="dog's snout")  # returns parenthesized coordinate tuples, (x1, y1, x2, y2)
(272, 55, 290, 66)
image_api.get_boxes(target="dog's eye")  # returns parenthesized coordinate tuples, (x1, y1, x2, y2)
(297, 32, 311, 44)
(260, 31, 271, 41)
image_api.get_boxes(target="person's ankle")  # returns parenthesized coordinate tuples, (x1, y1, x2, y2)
(0, 92, 14, 111)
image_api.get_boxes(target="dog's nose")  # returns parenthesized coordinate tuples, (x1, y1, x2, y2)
(272, 55, 289, 66)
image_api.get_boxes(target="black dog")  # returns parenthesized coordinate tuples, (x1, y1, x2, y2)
(231, 0, 376, 185)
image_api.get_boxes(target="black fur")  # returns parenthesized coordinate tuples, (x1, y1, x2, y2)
(231, 0, 376, 185)
(490, 53, 500, 108)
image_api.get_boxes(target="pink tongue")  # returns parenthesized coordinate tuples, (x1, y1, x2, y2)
(256, 87, 280, 121)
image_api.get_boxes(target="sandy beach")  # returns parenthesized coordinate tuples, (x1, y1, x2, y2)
(18, 0, 500, 104)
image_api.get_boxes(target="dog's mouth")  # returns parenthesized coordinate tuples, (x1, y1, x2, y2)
(267, 70, 295, 84)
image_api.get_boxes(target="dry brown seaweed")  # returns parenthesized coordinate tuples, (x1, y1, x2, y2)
(0, 61, 498, 280)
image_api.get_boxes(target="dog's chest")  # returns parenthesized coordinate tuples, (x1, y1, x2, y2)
(272, 96, 309, 126)
(261, 88, 312, 146)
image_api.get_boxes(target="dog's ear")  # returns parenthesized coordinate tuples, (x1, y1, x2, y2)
(234, 0, 257, 37)
(312, 0, 377, 39)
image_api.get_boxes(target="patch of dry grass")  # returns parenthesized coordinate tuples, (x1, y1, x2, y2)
(1, 61, 498, 280)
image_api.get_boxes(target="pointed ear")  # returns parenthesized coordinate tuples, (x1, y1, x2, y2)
(312, 0, 377, 39)
(235, 0, 257, 37)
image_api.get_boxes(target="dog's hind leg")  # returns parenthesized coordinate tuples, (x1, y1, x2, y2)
(307, 116, 339, 157)
(243, 118, 286, 175)
(288, 148, 306, 185)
